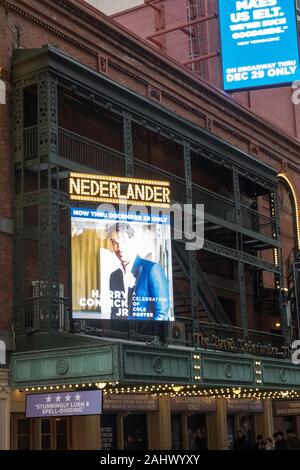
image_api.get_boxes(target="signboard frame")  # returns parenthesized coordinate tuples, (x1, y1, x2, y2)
(25, 390, 103, 418)
(69, 172, 174, 323)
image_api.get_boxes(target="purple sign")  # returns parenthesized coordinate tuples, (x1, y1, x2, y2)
(26, 390, 102, 418)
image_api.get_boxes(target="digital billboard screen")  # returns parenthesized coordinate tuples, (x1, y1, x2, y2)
(218, 0, 300, 92)
(71, 207, 174, 321)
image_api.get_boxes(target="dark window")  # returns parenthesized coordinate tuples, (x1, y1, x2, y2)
(171, 414, 182, 450)
(41, 419, 51, 450)
(17, 418, 30, 450)
(187, 414, 208, 450)
(41, 434, 51, 450)
(101, 414, 117, 450)
(56, 418, 68, 450)
(123, 414, 147, 451)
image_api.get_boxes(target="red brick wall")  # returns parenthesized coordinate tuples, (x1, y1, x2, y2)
(163, 0, 189, 64)
(112, 4, 156, 41)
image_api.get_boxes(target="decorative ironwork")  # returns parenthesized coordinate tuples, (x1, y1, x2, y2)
(238, 261, 248, 337)
(58, 191, 71, 208)
(246, 173, 274, 192)
(241, 251, 280, 273)
(13, 80, 25, 331)
(13, 205, 24, 329)
(184, 141, 192, 204)
(38, 72, 58, 160)
(22, 191, 39, 207)
(183, 141, 197, 333)
(49, 75, 58, 159)
(13, 80, 24, 163)
(189, 251, 199, 323)
(50, 196, 60, 329)
(39, 200, 50, 288)
(38, 72, 49, 158)
(233, 167, 241, 225)
(123, 112, 133, 177)
(203, 239, 280, 273)
(38, 190, 60, 329)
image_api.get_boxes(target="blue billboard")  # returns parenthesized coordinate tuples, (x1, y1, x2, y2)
(218, 0, 300, 91)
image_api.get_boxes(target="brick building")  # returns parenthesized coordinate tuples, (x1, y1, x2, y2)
(0, 0, 300, 449)
(112, 0, 300, 140)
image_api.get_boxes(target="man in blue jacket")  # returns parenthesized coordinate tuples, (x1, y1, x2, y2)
(108, 222, 170, 320)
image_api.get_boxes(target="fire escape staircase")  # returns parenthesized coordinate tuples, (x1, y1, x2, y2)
(172, 243, 232, 325)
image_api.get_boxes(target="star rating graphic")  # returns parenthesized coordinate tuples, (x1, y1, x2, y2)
(44, 392, 82, 404)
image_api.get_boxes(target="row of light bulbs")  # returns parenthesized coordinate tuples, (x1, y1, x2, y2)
(20, 383, 300, 400)
(24, 381, 118, 392)
(102, 385, 300, 400)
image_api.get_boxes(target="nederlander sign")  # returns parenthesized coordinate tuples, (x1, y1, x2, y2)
(69, 173, 171, 208)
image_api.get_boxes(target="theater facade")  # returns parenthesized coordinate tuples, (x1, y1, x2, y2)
(1, 0, 300, 451)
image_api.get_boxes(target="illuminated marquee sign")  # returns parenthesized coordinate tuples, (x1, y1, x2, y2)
(218, 0, 300, 91)
(69, 173, 171, 208)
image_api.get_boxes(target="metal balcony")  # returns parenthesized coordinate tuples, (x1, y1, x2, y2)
(23, 126, 278, 244)
(22, 296, 285, 351)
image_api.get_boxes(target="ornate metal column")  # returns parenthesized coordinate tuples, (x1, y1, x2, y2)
(37, 72, 60, 330)
(183, 141, 198, 340)
(123, 112, 133, 338)
(238, 261, 248, 338)
(233, 167, 241, 225)
(123, 112, 133, 177)
(13, 81, 24, 333)
(270, 190, 287, 342)
(233, 167, 248, 336)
